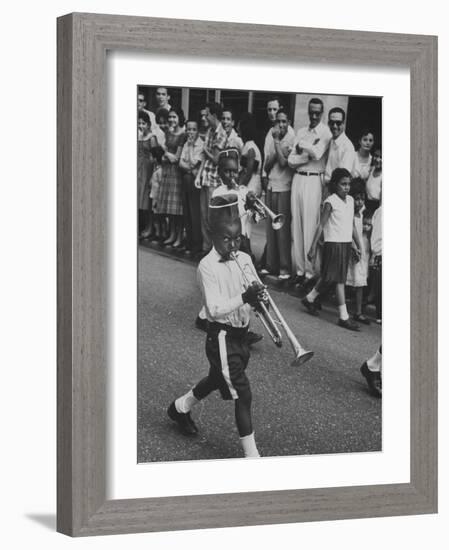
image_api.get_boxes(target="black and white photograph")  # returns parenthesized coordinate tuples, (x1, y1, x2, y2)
(137, 85, 383, 462)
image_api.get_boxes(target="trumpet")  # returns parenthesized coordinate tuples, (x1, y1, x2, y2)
(251, 198, 285, 230)
(230, 252, 314, 367)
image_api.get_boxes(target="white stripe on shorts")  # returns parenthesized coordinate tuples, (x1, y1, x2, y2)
(218, 330, 238, 400)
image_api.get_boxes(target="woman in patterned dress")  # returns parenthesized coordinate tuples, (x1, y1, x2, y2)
(137, 110, 159, 236)
(156, 107, 186, 247)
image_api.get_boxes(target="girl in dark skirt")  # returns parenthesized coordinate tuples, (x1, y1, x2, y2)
(301, 168, 362, 331)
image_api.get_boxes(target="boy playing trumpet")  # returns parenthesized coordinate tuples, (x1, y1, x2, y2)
(167, 192, 266, 458)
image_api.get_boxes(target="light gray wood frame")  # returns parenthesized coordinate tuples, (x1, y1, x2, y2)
(57, 12, 438, 537)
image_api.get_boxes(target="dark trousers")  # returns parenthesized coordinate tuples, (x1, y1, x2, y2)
(265, 190, 292, 275)
(192, 323, 251, 402)
(182, 173, 202, 253)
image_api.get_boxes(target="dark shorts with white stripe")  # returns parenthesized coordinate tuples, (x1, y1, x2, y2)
(198, 322, 251, 401)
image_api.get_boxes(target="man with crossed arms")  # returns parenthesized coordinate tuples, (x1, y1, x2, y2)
(288, 98, 331, 284)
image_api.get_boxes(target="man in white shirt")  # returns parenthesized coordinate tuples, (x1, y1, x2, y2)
(288, 98, 332, 283)
(264, 109, 295, 279)
(262, 98, 295, 187)
(221, 109, 244, 153)
(324, 107, 356, 185)
(259, 98, 294, 273)
(195, 102, 228, 253)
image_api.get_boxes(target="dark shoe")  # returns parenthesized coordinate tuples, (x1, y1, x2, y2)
(301, 297, 319, 316)
(195, 316, 209, 332)
(167, 401, 198, 435)
(244, 331, 263, 346)
(360, 362, 382, 397)
(292, 274, 305, 286)
(337, 318, 360, 331)
(353, 314, 371, 325)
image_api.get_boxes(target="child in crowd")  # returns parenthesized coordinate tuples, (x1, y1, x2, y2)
(148, 145, 165, 241)
(198, 108, 209, 141)
(221, 109, 244, 153)
(155, 108, 170, 135)
(137, 110, 158, 238)
(168, 193, 266, 458)
(238, 112, 262, 199)
(370, 202, 382, 323)
(366, 148, 382, 212)
(303, 168, 362, 331)
(212, 149, 256, 257)
(346, 178, 370, 324)
(179, 120, 204, 256)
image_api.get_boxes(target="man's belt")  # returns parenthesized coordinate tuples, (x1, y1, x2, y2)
(297, 170, 323, 176)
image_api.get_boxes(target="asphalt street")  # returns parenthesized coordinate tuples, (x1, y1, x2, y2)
(137, 246, 382, 463)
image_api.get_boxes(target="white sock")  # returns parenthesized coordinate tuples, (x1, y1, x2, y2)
(198, 306, 207, 320)
(367, 349, 382, 373)
(338, 304, 349, 320)
(175, 389, 199, 413)
(306, 288, 319, 303)
(240, 432, 260, 458)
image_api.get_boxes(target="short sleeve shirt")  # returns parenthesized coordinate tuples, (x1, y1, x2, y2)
(201, 124, 228, 188)
(323, 193, 354, 243)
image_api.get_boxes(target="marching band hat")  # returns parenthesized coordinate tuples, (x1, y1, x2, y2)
(209, 193, 241, 232)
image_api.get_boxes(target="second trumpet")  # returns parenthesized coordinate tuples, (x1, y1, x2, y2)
(250, 197, 285, 230)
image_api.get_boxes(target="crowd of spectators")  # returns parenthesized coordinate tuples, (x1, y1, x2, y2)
(137, 87, 382, 329)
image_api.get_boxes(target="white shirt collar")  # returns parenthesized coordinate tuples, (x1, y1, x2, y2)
(333, 132, 348, 145)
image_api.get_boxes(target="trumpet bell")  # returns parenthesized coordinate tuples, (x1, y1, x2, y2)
(272, 214, 285, 230)
(291, 350, 314, 367)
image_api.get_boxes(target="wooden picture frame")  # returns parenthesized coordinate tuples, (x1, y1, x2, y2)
(57, 12, 437, 536)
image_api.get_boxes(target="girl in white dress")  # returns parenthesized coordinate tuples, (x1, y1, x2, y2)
(303, 168, 362, 331)
(346, 178, 371, 324)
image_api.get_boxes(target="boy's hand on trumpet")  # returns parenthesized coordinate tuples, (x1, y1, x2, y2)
(242, 281, 267, 307)
(245, 190, 257, 210)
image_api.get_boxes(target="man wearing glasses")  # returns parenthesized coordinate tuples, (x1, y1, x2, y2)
(288, 98, 332, 284)
(324, 107, 355, 186)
